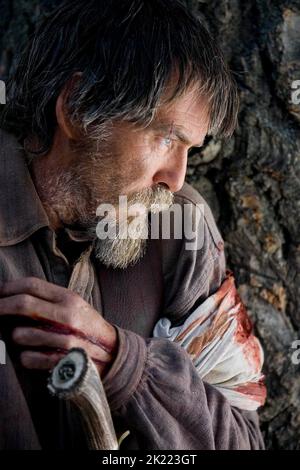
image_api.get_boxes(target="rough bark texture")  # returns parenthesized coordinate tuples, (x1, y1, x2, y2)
(0, 0, 299, 450)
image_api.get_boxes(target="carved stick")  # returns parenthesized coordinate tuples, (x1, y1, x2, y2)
(48, 347, 119, 450)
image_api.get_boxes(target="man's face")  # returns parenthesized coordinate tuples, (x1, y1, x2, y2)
(100, 85, 210, 199)
(37, 84, 210, 268)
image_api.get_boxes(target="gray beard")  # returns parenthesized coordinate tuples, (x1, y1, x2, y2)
(92, 190, 174, 270)
(34, 165, 174, 270)
(93, 230, 148, 270)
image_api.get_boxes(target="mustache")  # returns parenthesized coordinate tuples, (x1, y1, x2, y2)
(83, 185, 174, 239)
(126, 184, 174, 211)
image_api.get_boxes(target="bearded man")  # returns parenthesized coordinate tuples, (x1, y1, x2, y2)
(0, 0, 266, 450)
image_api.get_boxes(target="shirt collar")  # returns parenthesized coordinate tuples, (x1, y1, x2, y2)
(0, 128, 50, 246)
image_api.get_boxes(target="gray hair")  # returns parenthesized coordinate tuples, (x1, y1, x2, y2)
(1, 0, 239, 156)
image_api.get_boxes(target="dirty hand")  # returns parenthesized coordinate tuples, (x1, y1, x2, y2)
(0, 277, 118, 377)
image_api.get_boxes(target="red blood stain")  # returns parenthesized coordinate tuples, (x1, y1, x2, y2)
(232, 289, 263, 373)
(216, 271, 264, 374)
(234, 293, 253, 344)
(30, 313, 116, 356)
(234, 377, 267, 406)
(40, 348, 108, 368)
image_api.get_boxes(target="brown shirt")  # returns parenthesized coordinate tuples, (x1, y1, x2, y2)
(0, 128, 265, 449)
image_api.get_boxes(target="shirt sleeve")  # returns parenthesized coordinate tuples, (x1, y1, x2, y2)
(102, 188, 265, 449)
(102, 325, 265, 450)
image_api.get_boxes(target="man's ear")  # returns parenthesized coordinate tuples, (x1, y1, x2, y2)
(55, 72, 83, 140)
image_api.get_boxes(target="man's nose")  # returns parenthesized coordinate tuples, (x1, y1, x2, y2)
(152, 152, 188, 193)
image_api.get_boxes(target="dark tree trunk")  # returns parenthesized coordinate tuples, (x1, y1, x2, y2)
(1, 0, 300, 450)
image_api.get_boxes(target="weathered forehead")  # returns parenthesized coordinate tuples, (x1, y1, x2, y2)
(150, 88, 210, 146)
(157, 79, 210, 116)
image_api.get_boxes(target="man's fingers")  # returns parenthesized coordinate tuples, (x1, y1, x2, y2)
(12, 327, 111, 363)
(20, 350, 107, 372)
(0, 277, 68, 303)
(20, 350, 65, 370)
(12, 327, 67, 347)
(0, 294, 55, 321)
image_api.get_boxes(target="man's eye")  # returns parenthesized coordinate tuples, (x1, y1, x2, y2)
(162, 136, 172, 147)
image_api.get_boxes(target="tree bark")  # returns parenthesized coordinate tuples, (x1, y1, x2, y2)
(0, 0, 300, 450)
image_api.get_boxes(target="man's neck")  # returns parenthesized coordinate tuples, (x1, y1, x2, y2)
(30, 166, 63, 231)
(26, 131, 77, 232)
(29, 157, 72, 232)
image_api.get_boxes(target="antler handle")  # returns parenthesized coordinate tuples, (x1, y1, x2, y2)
(48, 348, 119, 450)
